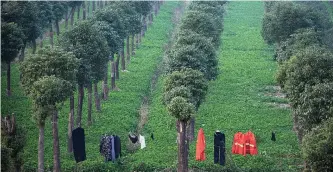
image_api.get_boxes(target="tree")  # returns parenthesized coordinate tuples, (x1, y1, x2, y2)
(1, 22, 24, 96)
(59, 20, 109, 126)
(20, 46, 79, 172)
(179, 10, 220, 48)
(51, 2, 67, 36)
(133, 1, 152, 46)
(36, 1, 53, 48)
(302, 117, 333, 172)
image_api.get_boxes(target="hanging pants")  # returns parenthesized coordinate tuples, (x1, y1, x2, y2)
(214, 131, 225, 165)
(72, 127, 86, 163)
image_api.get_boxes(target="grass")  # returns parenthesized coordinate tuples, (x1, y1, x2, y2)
(126, 1, 303, 171)
(1, 2, 180, 171)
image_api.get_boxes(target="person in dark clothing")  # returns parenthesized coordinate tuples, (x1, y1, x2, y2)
(114, 135, 121, 159)
(128, 134, 138, 143)
(214, 130, 225, 166)
(72, 127, 86, 163)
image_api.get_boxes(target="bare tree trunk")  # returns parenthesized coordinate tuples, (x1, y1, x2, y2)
(116, 52, 121, 79)
(94, 83, 101, 111)
(50, 25, 54, 48)
(187, 118, 195, 142)
(38, 125, 45, 172)
(103, 71, 109, 100)
(100, 0, 103, 8)
(19, 42, 26, 61)
(32, 39, 37, 54)
(77, 84, 84, 127)
(55, 21, 60, 36)
(40, 35, 43, 48)
(82, 2, 86, 20)
(178, 120, 188, 172)
(67, 95, 74, 153)
(111, 59, 116, 90)
(65, 8, 69, 30)
(92, 1, 95, 11)
(141, 16, 146, 37)
(7, 62, 11, 96)
(86, 1, 90, 18)
(70, 7, 75, 27)
(136, 33, 140, 48)
(131, 34, 135, 56)
(126, 36, 130, 63)
(77, 5, 81, 20)
(52, 111, 61, 172)
(87, 83, 92, 126)
(121, 46, 126, 71)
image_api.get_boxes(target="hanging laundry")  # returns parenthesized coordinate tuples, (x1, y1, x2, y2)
(271, 132, 276, 141)
(195, 128, 206, 161)
(72, 127, 86, 163)
(99, 135, 114, 161)
(244, 131, 258, 155)
(139, 134, 146, 149)
(114, 135, 121, 158)
(128, 134, 138, 143)
(232, 132, 245, 156)
(151, 133, 154, 140)
(214, 131, 225, 165)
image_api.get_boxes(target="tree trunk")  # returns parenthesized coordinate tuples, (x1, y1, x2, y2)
(52, 110, 61, 172)
(32, 39, 37, 54)
(103, 71, 109, 100)
(136, 33, 140, 49)
(77, 84, 84, 127)
(86, 1, 90, 18)
(92, 1, 95, 11)
(38, 125, 45, 172)
(77, 5, 80, 20)
(6, 62, 11, 96)
(187, 118, 195, 142)
(94, 83, 101, 111)
(87, 83, 92, 126)
(19, 42, 26, 61)
(40, 35, 43, 48)
(121, 46, 126, 71)
(68, 95, 74, 153)
(100, 0, 103, 8)
(55, 21, 60, 36)
(65, 8, 69, 30)
(82, 2, 86, 20)
(142, 16, 146, 37)
(131, 34, 135, 56)
(126, 36, 130, 63)
(50, 25, 54, 48)
(70, 7, 75, 27)
(116, 52, 121, 79)
(178, 120, 188, 172)
(111, 59, 116, 90)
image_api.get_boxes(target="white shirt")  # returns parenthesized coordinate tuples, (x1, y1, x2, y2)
(139, 135, 146, 149)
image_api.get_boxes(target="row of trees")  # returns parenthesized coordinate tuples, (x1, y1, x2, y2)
(262, 2, 333, 171)
(163, 1, 226, 172)
(2, 1, 162, 171)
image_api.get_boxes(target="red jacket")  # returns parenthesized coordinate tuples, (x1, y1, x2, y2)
(196, 128, 206, 161)
(232, 132, 245, 156)
(244, 131, 258, 155)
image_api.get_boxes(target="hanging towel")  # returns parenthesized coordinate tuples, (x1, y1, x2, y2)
(72, 127, 86, 163)
(139, 135, 146, 149)
(195, 128, 206, 161)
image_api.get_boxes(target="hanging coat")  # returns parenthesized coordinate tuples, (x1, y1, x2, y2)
(232, 132, 245, 156)
(72, 127, 86, 163)
(244, 131, 258, 155)
(196, 128, 206, 161)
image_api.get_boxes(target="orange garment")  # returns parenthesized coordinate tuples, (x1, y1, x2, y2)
(244, 131, 258, 155)
(231, 132, 245, 156)
(195, 128, 206, 161)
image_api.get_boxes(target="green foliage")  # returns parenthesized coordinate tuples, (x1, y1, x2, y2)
(295, 82, 333, 132)
(1, 22, 24, 63)
(167, 96, 195, 121)
(164, 86, 192, 105)
(59, 20, 109, 85)
(36, 1, 53, 31)
(133, 1, 152, 17)
(164, 68, 208, 109)
(180, 10, 220, 48)
(283, 45, 333, 107)
(51, 2, 67, 22)
(261, 2, 327, 45)
(1, 146, 13, 172)
(302, 117, 333, 172)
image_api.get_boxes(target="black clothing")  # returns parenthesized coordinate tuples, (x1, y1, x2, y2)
(151, 133, 154, 140)
(214, 131, 225, 166)
(114, 135, 121, 158)
(271, 132, 276, 141)
(129, 134, 138, 143)
(100, 135, 113, 161)
(72, 127, 86, 163)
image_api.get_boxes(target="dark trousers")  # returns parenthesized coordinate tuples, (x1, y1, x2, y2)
(214, 145, 225, 165)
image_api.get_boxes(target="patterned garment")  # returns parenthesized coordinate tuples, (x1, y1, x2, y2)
(100, 136, 113, 161)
